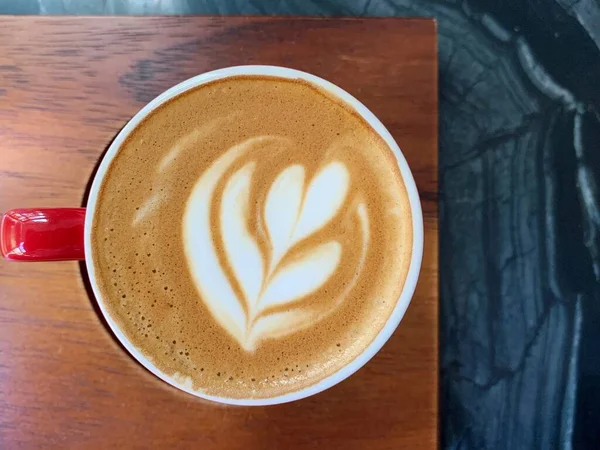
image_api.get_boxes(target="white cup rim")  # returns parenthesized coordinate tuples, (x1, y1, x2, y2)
(84, 65, 424, 406)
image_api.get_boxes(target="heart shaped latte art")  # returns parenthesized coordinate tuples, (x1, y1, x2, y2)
(183, 136, 369, 351)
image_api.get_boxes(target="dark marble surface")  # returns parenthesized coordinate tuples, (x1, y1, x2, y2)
(2, 0, 600, 448)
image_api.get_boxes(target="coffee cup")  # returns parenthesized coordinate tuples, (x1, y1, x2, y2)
(1, 66, 423, 405)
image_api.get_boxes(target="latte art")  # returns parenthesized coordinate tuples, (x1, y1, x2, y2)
(91, 76, 413, 399)
(183, 136, 369, 350)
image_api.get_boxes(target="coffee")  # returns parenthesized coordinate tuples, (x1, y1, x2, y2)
(91, 76, 413, 399)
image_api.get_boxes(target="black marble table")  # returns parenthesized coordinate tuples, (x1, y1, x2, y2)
(1, 0, 599, 448)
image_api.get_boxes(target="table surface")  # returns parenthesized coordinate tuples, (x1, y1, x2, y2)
(0, 17, 438, 449)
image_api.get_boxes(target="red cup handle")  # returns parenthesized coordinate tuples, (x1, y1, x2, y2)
(1, 208, 86, 261)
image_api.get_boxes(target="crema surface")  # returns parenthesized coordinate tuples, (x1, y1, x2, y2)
(91, 76, 413, 399)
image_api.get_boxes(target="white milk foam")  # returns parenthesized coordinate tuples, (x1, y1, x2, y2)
(183, 135, 368, 351)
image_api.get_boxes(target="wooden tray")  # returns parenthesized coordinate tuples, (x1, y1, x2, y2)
(0, 17, 438, 449)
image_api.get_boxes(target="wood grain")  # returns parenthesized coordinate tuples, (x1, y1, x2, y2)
(0, 17, 437, 449)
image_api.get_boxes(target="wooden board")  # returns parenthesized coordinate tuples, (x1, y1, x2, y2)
(0, 17, 437, 449)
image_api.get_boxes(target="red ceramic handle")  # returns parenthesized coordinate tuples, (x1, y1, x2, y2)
(1, 208, 86, 261)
